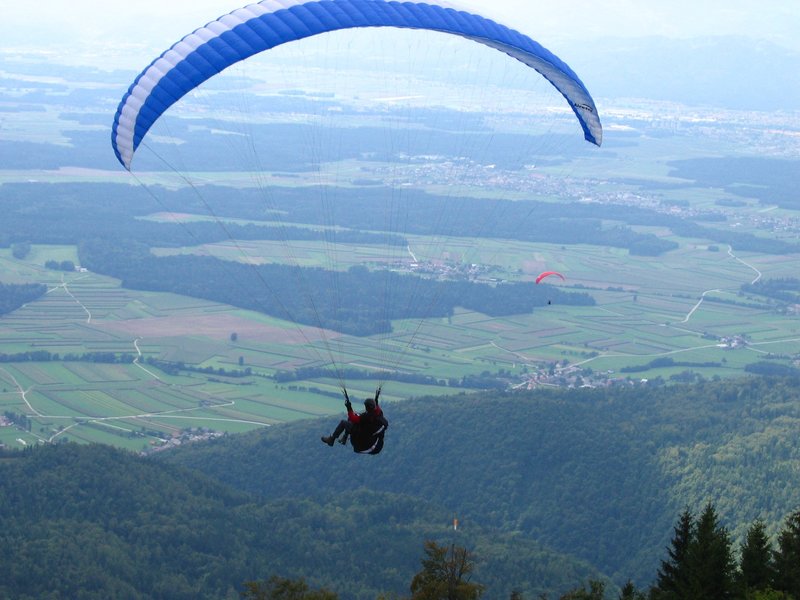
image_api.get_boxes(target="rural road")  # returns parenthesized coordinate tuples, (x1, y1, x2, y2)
(48, 274, 93, 323)
(680, 245, 763, 324)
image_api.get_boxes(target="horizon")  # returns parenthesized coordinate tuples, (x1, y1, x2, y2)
(2, 0, 800, 63)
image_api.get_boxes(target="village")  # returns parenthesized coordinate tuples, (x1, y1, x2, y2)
(383, 254, 501, 282)
(145, 427, 225, 454)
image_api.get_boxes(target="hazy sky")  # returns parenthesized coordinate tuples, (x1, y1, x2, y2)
(3, 0, 800, 60)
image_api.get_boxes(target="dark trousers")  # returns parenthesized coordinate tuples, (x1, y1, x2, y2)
(332, 419, 353, 439)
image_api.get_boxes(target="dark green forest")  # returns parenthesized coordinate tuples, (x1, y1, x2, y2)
(0, 444, 608, 600)
(668, 157, 800, 210)
(3, 179, 797, 332)
(161, 376, 800, 587)
(3, 179, 796, 260)
(2, 376, 800, 599)
(0, 281, 47, 316)
(742, 278, 800, 305)
(0, 180, 676, 254)
(77, 238, 594, 336)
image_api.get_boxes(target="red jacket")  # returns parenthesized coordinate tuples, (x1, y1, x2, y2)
(346, 404, 383, 424)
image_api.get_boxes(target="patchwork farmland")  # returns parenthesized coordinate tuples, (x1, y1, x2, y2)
(2, 226, 799, 451)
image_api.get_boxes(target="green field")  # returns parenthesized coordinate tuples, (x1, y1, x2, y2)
(2, 58, 800, 450)
(1, 212, 799, 451)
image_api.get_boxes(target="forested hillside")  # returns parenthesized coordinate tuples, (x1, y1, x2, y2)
(0, 444, 606, 600)
(2, 377, 800, 598)
(161, 376, 800, 585)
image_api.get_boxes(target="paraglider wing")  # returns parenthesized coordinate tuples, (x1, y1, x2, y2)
(535, 271, 565, 284)
(112, 0, 602, 170)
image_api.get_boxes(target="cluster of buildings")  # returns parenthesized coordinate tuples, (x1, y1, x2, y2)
(742, 212, 800, 236)
(146, 427, 224, 454)
(517, 364, 642, 391)
(387, 257, 497, 281)
(717, 335, 749, 349)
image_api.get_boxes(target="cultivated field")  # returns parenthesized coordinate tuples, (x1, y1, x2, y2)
(1, 211, 798, 451)
(2, 55, 799, 449)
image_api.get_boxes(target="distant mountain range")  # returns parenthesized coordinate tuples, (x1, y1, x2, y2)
(565, 35, 800, 111)
(286, 33, 800, 112)
(5, 33, 798, 115)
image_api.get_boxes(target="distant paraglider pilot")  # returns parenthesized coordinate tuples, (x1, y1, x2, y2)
(536, 271, 564, 306)
(321, 386, 388, 455)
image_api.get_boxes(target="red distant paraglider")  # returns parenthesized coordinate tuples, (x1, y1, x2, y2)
(535, 271, 566, 284)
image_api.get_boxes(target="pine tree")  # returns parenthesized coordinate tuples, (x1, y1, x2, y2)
(738, 519, 775, 594)
(618, 580, 645, 600)
(773, 509, 800, 598)
(686, 502, 736, 600)
(653, 507, 694, 599)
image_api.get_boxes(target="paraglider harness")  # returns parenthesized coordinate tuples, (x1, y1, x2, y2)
(341, 386, 387, 455)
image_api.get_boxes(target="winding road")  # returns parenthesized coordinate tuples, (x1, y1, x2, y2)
(680, 245, 762, 324)
(48, 274, 93, 323)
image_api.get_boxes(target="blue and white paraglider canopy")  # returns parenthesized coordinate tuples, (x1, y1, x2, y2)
(111, 0, 602, 170)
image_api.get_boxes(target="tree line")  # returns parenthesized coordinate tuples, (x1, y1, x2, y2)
(649, 503, 800, 600)
(0, 349, 135, 364)
(78, 238, 595, 336)
(744, 362, 800, 377)
(44, 259, 76, 271)
(0, 182, 405, 249)
(0, 281, 47, 316)
(273, 366, 516, 390)
(0, 350, 259, 380)
(620, 357, 722, 373)
(243, 504, 800, 600)
(274, 366, 446, 386)
(4, 181, 784, 261)
(668, 157, 800, 211)
(742, 278, 800, 305)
